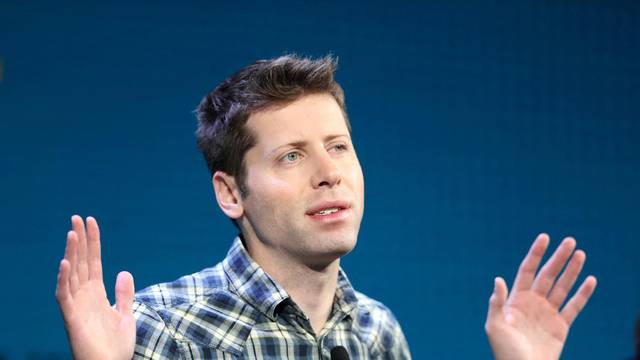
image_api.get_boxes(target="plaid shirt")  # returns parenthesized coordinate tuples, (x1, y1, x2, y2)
(132, 237, 411, 359)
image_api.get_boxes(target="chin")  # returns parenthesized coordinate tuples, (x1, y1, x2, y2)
(294, 226, 360, 268)
(313, 233, 357, 262)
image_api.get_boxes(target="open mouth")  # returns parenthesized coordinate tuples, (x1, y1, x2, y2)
(312, 207, 343, 216)
(306, 202, 351, 222)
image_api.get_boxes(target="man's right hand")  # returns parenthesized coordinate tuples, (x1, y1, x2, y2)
(55, 215, 136, 360)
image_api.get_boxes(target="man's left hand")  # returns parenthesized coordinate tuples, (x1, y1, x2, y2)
(485, 233, 597, 360)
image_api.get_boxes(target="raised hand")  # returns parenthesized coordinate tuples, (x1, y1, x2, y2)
(55, 215, 136, 360)
(485, 234, 597, 360)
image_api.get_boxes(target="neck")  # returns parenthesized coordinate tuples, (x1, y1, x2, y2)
(244, 238, 339, 336)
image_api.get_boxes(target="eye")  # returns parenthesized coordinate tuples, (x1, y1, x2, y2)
(330, 143, 349, 152)
(281, 151, 302, 163)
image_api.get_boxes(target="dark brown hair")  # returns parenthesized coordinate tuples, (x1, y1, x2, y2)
(196, 54, 350, 197)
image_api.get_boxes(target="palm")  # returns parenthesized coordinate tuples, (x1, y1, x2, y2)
(485, 234, 597, 360)
(492, 290, 568, 359)
(56, 216, 136, 360)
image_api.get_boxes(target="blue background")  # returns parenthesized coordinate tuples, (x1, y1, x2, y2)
(1, 1, 638, 358)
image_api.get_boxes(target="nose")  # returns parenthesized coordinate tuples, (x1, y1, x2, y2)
(311, 151, 342, 189)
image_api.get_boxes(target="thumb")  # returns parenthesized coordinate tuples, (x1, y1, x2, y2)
(115, 271, 135, 316)
(487, 276, 508, 319)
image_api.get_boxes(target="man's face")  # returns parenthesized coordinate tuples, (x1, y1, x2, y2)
(238, 93, 364, 268)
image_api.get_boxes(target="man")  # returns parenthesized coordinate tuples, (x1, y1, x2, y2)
(55, 55, 597, 359)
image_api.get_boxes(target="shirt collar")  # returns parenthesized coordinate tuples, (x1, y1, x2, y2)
(222, 235, 359, 320)
(335, 268, 358, 316)
(222, 236, 290, 321)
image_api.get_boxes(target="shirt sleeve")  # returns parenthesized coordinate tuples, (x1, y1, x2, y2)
(382, 318, 411, 360)
(132, 301, 183, 359)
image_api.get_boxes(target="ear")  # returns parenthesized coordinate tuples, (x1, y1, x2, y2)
(212, 171, 244, 220)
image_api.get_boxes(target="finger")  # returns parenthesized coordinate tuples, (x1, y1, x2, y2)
(531, 237, 577, 296)
(115, 271, 135, 316)
(561, 275, 597, 326)
(65, 230, 80, 294)
(512, 233, 550, 292)
(486, 277, 508, 333)
(489, 277, 508, 312)
(85, 216, 103, 281)
(55, 259, 72, 307)
(547, 250, 586, 309)
(71, 215, 89, 283)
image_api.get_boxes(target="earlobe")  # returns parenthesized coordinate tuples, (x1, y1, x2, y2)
(212, 171, 244, 219)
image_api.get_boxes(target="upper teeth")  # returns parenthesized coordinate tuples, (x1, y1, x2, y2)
(316, 207, 340, 215)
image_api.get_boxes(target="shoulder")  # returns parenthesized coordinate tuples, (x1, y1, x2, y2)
(132, 264, 258, 357)
(352, 290, 402, 332)
(134, 263, 228, 308)
(352, 291, 411, 358)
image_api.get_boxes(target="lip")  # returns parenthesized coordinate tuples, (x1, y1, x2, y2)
(305, 201, 350, 215)
(305, 200, 352, 224)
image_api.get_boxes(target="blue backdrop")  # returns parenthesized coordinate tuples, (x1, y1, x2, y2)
(1, 1, 638, 358)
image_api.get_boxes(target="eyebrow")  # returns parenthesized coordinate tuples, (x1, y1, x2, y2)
(268, 134, 350, 157)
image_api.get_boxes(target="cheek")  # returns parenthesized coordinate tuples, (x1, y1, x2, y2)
(346, 159, 365, 193)
(348, 160, 365, 213)
(247, 172, 301, 211)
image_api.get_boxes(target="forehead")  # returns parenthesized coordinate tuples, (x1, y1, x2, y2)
(246, 93, 350, 149)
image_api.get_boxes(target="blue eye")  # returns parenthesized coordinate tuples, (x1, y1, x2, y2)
(331, 143, 348, 152)
(282, 152, 300, 162)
